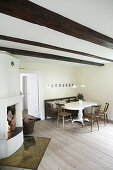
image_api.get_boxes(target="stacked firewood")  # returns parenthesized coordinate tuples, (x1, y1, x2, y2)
(7, 106, 16, 131)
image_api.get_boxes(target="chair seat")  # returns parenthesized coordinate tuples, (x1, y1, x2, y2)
(84, 113, 99, 118)
(99, 110, 104, 114)
(59, 112, 71, 116)
(53, 108, 58, 113)
(84, 113, 93, 118)
(56, 104, 73, 128)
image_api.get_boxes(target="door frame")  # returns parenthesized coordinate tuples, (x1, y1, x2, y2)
(19, 69, 45, 120)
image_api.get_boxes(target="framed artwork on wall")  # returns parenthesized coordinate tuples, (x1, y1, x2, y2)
(47, 84, 50, 88)
(51, 84, 54, 88)
(65, 83, 68, 87)
(47, 82, 74, 88)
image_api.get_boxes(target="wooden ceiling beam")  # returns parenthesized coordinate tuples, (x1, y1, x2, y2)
(0, 0, 113, 49)
(0, 35, 112, 62)
(0, 46, 104, 66)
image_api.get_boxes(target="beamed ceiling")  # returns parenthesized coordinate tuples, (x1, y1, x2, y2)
(0, 0, 113, 66)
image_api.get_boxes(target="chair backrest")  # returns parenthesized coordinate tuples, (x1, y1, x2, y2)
(104, 102, 110, 113)
(91, 105, 101, 117)
(56, 103, 65, 113)
(66, 98, 76, 103)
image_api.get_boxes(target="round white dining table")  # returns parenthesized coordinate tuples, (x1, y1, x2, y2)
(64, 101, 97, 125)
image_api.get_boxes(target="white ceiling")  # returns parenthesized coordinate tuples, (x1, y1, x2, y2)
(0, 0, 113, 66)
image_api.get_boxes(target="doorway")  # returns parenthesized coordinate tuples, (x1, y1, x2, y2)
(20, 73, 40, 118)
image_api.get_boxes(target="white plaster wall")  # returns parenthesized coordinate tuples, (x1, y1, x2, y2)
(20, 62, 78, 100)
(74, 63, 113, 120)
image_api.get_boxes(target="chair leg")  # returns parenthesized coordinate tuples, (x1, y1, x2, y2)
(106, 114, 108, 124)
(91, 119, 93, 132)
(52, 116, 54, 122)
(63, 116, 64, 128)
(96, 117, 99, 130)
(93, 120, 95, 125)
(81, 122, 83, 128)
(70, 114, 73, 126)
(57, 115, 59, 125)
(104, 114, 106, 125)
(52, 111, 54, 122)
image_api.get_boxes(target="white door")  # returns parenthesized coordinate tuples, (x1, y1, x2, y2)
(27, 74, 39, 117)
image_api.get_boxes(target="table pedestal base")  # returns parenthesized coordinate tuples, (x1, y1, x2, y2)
(72, 118, 84, 125)
(72, 109, 84, 125)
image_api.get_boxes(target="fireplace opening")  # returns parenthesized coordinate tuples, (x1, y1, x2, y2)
(7, 105, 23, 140)
(7, 105, 16, 131)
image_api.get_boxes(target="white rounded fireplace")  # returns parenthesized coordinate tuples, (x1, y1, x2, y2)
(0, 51, 23, 158)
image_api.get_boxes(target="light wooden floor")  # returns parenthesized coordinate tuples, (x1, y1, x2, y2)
(37, 119, 113, 170)
(1, 119, 113, 170)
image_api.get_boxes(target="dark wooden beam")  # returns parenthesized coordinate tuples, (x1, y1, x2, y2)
(0, 35, 112, 62)
(0, 46, 104, 66)
(0, 1, 113, 49)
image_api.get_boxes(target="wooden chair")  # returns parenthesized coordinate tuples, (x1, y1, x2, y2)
(99, 102, 109, 125)
(56, 103, 73, 128)
(84, 105, 101, 132)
